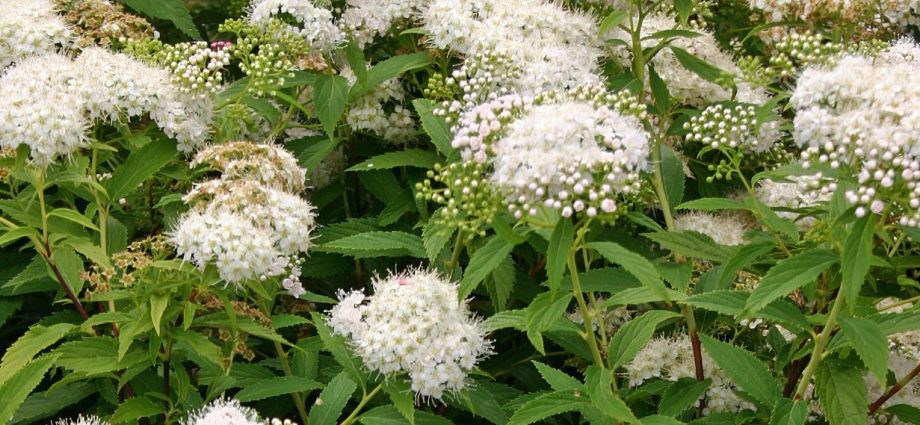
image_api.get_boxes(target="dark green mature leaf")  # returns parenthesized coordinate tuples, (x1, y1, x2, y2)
(661, 146, 685, 210)
(351, 53, 432, 100)
(308, 372, 358, 425)
(547, 219, 574, 296)
(0, 355, 57, 425)
(841, 215, 875, 310)
(318, 231, 425, 259)
(120, 0, 200, 38)
(453, 382, 511, 425)
(313, 75, 349, 140)
(770, 399, 807, 425)
(54, 246, 84, 294)
(347, 149, 439, 172)
(460, 236, 516, 298)
(606, 286, 687, 306)
(0, 323, 73, 387)
(584, 366, 640, 423)
(649, 66, 671, 113)
(359, 406, 454, 425)
(699, 335, 781, 406)
(888, 405, 920, 424)
(106, 136, 177, 202)
(506, 391, 593, 425)
(109, 396, 163, 424)
(659, 378, 712, 417)
(643, 231, 735, 263)
(587, 242, 664, 290)
(815, 363, 867, 425)
(533, 361, 581, 391)
(413, 99, 454, 156)
(598, 10, 628, 37)
(609, 310, 681, 369)
(670, 46, 730, 83)
(171, 329, 223, 368)
(838, 316, 888, 383)
(235, 376, 323, 402)
(11, 382, 95, 425)
(677, 198, 748, 211)
(717, 241, 774, 289)
(744, 249, 837, 315)
(312, 313, 366, 388)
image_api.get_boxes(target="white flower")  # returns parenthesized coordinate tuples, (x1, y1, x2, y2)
(328, 269, 492, 400)
(626, 333, 757, 415)
(607, 13, 769, 107)
(339, 0, 427, 46)
(684, 103, 781, 153)
(791, 39, 920, 227)
(248, 0, 344, 52)
(0, 0, 72, 69)
(53, 416, 108, 425)
(183, 398, 273, 425)
(423, 0, 603, 94)
(756, 176, 830, 231)
(192, 141, 307, 192)
(748, 0, 920, 29)
(674, 212, 750, 246)
(340, 66, 415, 144)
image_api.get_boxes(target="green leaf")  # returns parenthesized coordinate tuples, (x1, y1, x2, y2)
(53, 246, 84, 295)
(747, 198, 799, 241)
(271, 314, 310, 329)
(308, 372, 358, 425)
(670, 46, 730, 84)
(608, 310, 681, 369)
(659, 378, 712, 417)
(459, 236, 516, 298)
(46, 209, 98, 231)
(171, 330, 223, 368)
(840, 215, 875, 310)
(412, 99, 454, 156)
(699, 334, 781, 406)
(10, 382, 95, 425)
(744, 249, 838, 315)
(717, 241, 774, 290)
(650, 66, 671, 114)
(770, 399, 808, 425)
(0, 355, 57, 425)
(606, 286, 687, 306)
(312, 313, 366, 388)
(106, 137, 178, 201)
(149, 294, 168, 336)
(0, 323, 73, 388)
(318, 231, 425, 259)
(344, 42, 367, 85)
(120, 0, 200, 38)
(584, 366, 640, 423)
(422, 215, 454, 263)
(313, 74, 349, 140)
(677, 198, 747, 211)
(674, 0, 693, 24)
(599, 10, 628, 37)
(642, 231, 735, 263)
(0, 227, 41, 247)
(888, 405, 920, 424)
(347, 149, 439, 172)
(384, 379, 415, 425)
(506, 391, 593, 425)
(838, 316, 888, 384)
(109, 396, 164, 424)
(660, 145, 684, 211)
(533, 361, 581, 391)
(235, 376, 324, 402)
(587, 242, 664, 290)
(351, 53, 432, 100)
(359, 406, 454, 425)
(547, 219, 574, 296)
(815, 363, 867, 425)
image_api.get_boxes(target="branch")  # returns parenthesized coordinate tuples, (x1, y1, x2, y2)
(869, 362, 920, 414)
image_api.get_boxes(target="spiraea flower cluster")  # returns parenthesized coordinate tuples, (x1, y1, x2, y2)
(626, 333, 757, 415)
(674, 212, 751, 246)
(416, 161, 501, 239)
(607, 13, 769, 108)
(137, 40, 231, 98)
(170, 142, 315, 295)
(423, 0, 603, 94)
(428, 52, 524, 121)
(183, 398, 297, 425)
(341, 66, 415, 143)
(791, 39, 920, 226)
(61, 0, 155, 48)
(247, 0, 343, 53)
(54, 416, 109, 425)
(684, 103, 780, 154)
(451, 86, 649, 220)
(219, 18, 309, 97)
(756, 176, 831, 231)
(0, 0, 72, 70)
(749, 0, 920, 35)
(329, 269, 492, 400)
(340, 0, 427, 46)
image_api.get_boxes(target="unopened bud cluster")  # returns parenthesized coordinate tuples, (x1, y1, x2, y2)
(417, 161, 500, 238)
(684, 103, 779, 154)
(219, 19, 307, 97)
(147, 41, 231, 98)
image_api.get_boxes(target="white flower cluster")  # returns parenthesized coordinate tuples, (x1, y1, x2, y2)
(790, 39, 920, 226)
(607, 14, 769, 107)
(340, 0, 427, 46)
(626, 333, 757, 415)
(423, 0, 603, 94)
(756, 176, 831, 231)
(0, 0, 72, 70)
(748, 0, 920, 29)
(328, 269, 492, 400)
(248, 0, 343, 52)
(674, 212, 750, 246)
(451, 86, 649, 219)
(0, 48, 211, 164)
(53, 416, 108, 425)
(341, 66, 415, 143)
(156, 41, 232, 98)
(432, 52, 523, 119)
(183, 398, 297, 425)
(191, 141, 307, 192)
(684, 103, 780, 153)
(170, 142, 315, 294)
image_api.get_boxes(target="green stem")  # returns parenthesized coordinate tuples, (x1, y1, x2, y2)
(567, 251, 606, 369)
(794, 285, 846, 400)
(447, 229, 465, 277)
(650, 142, 676, 230)
(340, 384, 383, 425)
(273, 340, 310, 425)
(37, 166, 49, 243)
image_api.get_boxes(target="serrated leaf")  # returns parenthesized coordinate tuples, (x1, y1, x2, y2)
(171, 329, 223, 368)
(109, 396, 163, 424)
(309, 372, 358, 425)
(459, 236, 516, 298)
(312, 313, 366, 388)
(533, 361, 582, 392)
(608, 310, 681, 369)
(643, 231, 735, 263)
(587, 242, 664, 291)
(677, 198, 748, 211)
(506, 391, 593, 425)
(347, 149, 439, 172)
(318, 231, 425, 259)
(717, 241, 774, 289)
(314, 74, 349, 140)
(106, 137, 177, 201)
(599, 10, 628, 37)
(46, 209, 97, 231)
(770, 399, 807, 425)
(815, 363, 867, 425)
(422, 215, 454, 263)
(271, 314, 310, 329)
(744, 249, 837, 315)
(838, 316, 888, 384)
(0, 355, 57, 425)
(10, 382, 95, 425)
(841, 215, 875, 310)
(699, 334, 781, 406)
(120, 0, 200, 38)
(547, 218, 573, 296)
(659, 378, 712, 417)
(606, 286, 687, 306)
(0, 323, 73, 387)
(384, 379, 415, 425)
(888, 405, 920, 424)
(413, 99, 454, 156)
(670, 46, 730, 84)
(358, 406, 454, 425)
(661, 145, 685, 209)
(235, 376, 323, 402)
(149, 294, 168, 335)
(351, 53, 431, 100)
(0, 227, 41, 247)
(584, 366, 640, 423)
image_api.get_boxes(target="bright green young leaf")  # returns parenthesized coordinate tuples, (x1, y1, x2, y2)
(351, 53, 432, 100)
(838, 316, 888, 384)
(670, 46, 731, 84)
(313, 74, 349, 140)
(46, 209, 98, 231)
(459, 236, 516, 298)
(699, 334, 781, 406)
(532, 361, 582, 392)
(384, 379, 415, 425)
(0, 355, 58, 425)
(677, 198, 748, 211)
(347, 149, 439, 172)
(744, 249, 838, 315)
(661, 145, 685, 209)
(149, 294, 168, 335)
(815, 362, 868, 425)
(770, 399, 808, 425)
(841, 215, 875, 310)
(0, 323, 73, 388)
(546, 218, 574, 296)
(105, 137, 177, 202)
(308, 372, 358, 425)
(585, 366, 640, 423)
(599, 10, 628, 37)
